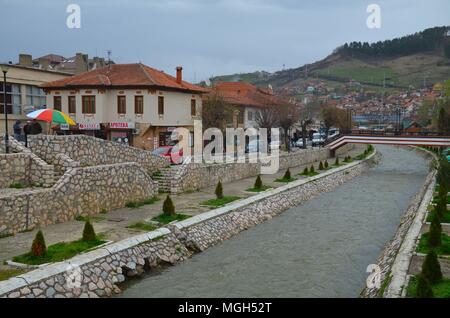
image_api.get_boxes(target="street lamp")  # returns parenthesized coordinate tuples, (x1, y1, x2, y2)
(1, 63, 10, 153)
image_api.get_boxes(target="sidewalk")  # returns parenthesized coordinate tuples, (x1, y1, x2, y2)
(0, 145, 364, 264)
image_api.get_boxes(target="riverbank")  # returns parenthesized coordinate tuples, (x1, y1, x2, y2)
(361, 147, 436, 298)
(0, 146, 376, 298)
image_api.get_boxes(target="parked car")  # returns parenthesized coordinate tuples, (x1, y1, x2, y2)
(311, 133, 325, 146)
(152, 146, 183, 164)
(295, 139, 308, 148)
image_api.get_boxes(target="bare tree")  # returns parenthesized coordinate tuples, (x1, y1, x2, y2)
(278, 103, 301, 152)
(320, 105, 347, 137)
(202, 93, 233, 132)
(255, 104, 279, 131)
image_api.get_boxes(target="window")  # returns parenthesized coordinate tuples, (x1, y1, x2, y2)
(135, 96, 144, 114)
(191, 99, 196, 116)
(248, 110, 253, 121)
(0, 82, 12, 114)
(237, 111, 244, 124)
(117, 96, 126, 114)
(26, 85, 46, 110)
(82, 96, 96, 114)
(53, 96, 62, 111)
(158, 96, 164, 115)
(68, 96, 76, 114)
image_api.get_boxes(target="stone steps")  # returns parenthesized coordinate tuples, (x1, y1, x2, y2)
(153, 166, 181, 193)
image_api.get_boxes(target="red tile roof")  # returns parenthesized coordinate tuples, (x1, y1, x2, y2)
(209, 82, 287, 108)
(41, 63, 208, 93)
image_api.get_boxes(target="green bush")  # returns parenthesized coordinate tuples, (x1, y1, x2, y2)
(335, 157, 340, 166)
(319, 161, 324, 170)
(163, 195, 175, 216)
(416, 274, 434, 298)
(254, 175, 263, 189)
(215, 181, 224, 199)
(422, 251, 442, 284)
(310, 165, 315, 173)
(324, 161, 329, 169)
(303, 167, 309, 175)
(429, 216, 442, 248)
(82, 220, 97, 241)
(283, 168, 291, 180)
(31, 230, 47, 257)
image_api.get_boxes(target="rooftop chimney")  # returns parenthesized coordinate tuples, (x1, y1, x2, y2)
(75, 52, 89, 74)
(176, 66, 183, 84)
(19, 54, 32, 67)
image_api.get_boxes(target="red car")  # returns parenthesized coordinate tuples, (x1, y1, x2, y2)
(152, 146, 184, 164)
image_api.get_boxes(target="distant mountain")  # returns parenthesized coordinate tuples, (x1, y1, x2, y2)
(208, 26, 450, 97)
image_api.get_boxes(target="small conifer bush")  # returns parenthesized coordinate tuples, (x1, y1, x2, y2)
(254, 175, 263, 189)
(428, 216, 442, 248)
(31, 230, 47, 257)
(215, 180, 224, 199)
(163, 195, 175, 216)
(283, 168, 291, 180)
(319, 161, 324, 170)
(416, 274, 434, 298)
(421, 251, 442, 284)
(82, 220, 97, 241)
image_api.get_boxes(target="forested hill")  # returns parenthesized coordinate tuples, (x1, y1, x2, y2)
(339, 26, 450, 58)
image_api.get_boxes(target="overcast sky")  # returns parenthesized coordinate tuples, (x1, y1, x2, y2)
(1, 0, 449, 82)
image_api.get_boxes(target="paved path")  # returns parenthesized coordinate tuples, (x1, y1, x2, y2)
(0, 146, 364, 265)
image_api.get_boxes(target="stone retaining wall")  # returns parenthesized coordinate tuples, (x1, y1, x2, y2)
(0, 137, 55, 188)
(0, 149, 375, 298)
(167, 144, 355, 193)
(28, 135, 169, 174)
(0, 162, 158, 236)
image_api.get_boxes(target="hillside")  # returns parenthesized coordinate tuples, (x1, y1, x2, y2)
(208, 26, 450, 98)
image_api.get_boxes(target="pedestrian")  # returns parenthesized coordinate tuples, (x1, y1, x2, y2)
(23, 120, 31, 147)
(13, 120, 22, 141)
(29, 119, 42, 135)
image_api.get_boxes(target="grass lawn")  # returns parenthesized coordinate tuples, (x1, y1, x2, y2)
(152, 213, 190, 224)
(427, 212, 450, 224)
(432, 196, 450, 204)
(200, 196, 240, 207)
(12, 238, 106, 265)
(416, 232, 450, 255)
(0, 268, 27, 282)
(125, 196, 160, 208)
(275, 176, 297, 183)
(246, 185, 272, 193)
(126, 222, 158, 232)
(299, 171, 319, 177)
(75, 215, 105, 222)
(406, 276, 450, 298)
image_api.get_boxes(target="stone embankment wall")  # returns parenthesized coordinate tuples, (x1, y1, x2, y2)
(0, 162, 158, 236)
(28, 135, 169, 174)
(166, 144, 354, 194)
(0, 137, 54, 188)
(360, 148, 435, 298)
(0, 148, 374, 298)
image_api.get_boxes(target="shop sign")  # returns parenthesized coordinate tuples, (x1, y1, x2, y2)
(110, 122, 135, 129)
(60, 124, 70, 130)
(79, 123, 101, 130)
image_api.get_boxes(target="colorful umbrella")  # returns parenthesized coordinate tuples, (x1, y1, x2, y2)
(26, 109, 76, 125)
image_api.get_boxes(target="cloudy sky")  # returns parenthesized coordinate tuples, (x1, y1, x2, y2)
(1, 0, 449, 82)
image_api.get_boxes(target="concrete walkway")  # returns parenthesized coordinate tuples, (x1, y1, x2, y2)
(0, 145, 364, 266)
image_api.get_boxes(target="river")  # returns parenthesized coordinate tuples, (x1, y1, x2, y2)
(119, 145, 430, 298)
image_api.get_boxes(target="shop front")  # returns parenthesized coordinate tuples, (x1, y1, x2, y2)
(106, 122, 135, 145)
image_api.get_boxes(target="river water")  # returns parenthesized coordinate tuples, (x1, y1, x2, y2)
(119, 145, 429, 298)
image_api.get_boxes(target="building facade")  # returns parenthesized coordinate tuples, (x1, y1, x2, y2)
(206, 82, 286, 129)
(41, 63, 207, 150)
(0, 61, 72, 135)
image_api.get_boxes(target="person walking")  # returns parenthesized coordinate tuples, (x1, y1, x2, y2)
(13, 120, 22, 141)
(23, 120, 31, 147)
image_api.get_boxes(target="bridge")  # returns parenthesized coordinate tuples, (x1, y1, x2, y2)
(325, 130, 450, 156)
